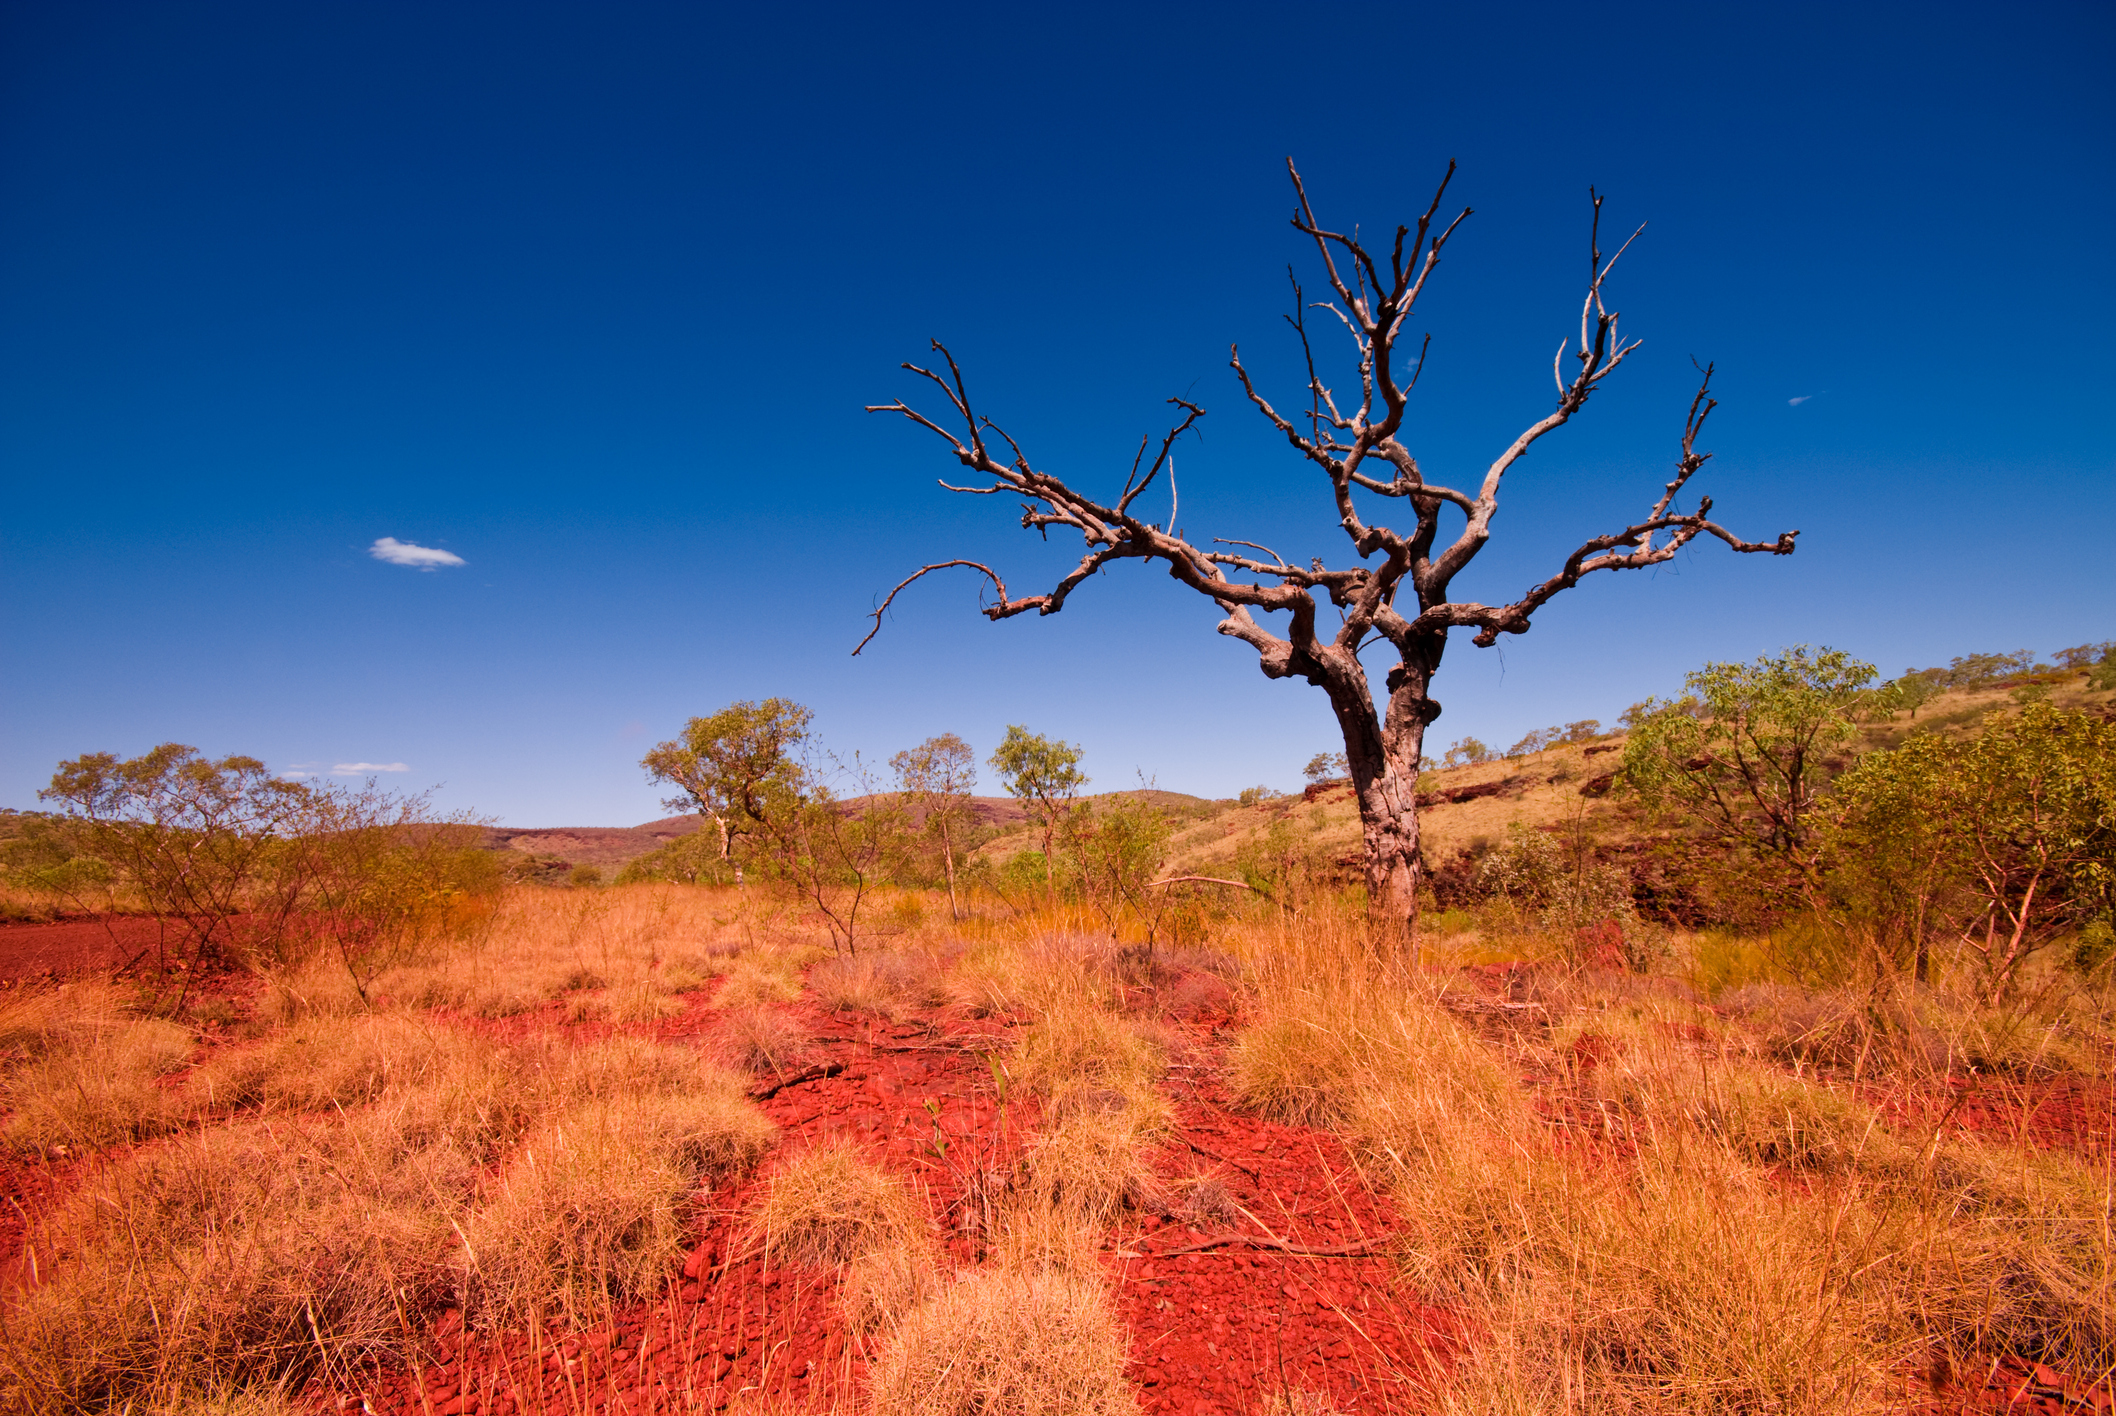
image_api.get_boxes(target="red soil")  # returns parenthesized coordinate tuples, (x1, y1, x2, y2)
(0, 914, 168, 980)
(334, 985, 1447, 1416)
(7, 941, 2106, 1414)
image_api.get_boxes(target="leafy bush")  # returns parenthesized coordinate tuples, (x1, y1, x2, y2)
(1827, 701, 2116, 998)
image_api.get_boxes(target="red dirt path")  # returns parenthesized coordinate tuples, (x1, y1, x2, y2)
(338, 987, 1447, 1416)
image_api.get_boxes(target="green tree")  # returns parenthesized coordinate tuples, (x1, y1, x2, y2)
(641, 699, 812, 879)
(988, 726, 1086, 888)
(752, 751, 906, 955)
(1063, 795, 1173, 943)
(1442, 737, 1493, 768)
(1827, 702, 2116, 1000)
(1620, 646, 1877, 894)
(38, 745, 313, 1005)
(1302, 752, 1347, 784)
(891, 732, 978, 920)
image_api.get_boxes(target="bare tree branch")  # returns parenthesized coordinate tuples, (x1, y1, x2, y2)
(860, 163, 1798, 935)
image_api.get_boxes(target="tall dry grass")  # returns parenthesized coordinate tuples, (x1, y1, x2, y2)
(1219, 909, 2116, 1410)
(2, 980, 194, 1154)
(0, 897, 784, 1415)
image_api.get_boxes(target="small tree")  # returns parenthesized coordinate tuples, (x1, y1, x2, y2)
(39, 745, 313, 1005)
(860, 161, 1796, 939)
(1620, 646, 1876, 895)
(641, 699, 812, 879)
(2053, 642, 2114, 671)
(891, 732, 978, 919)
(1442, 737, 1494, 768)
(751, 748, 907, 956)
(1828, 702, 2116, 1000)
(987, 726, 1087, 889)
(1302, 752, 1347, 785)
(1064, 795, 1173, 944)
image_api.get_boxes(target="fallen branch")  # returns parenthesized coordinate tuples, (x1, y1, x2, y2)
(748, 1061, 848, 1100)
(1148, 875, 1261, 892)
(1436, 994, 1546, 1016)
(1148, 1232, 1396, 1258)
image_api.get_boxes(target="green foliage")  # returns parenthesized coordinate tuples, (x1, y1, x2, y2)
(28, 747, 493, 1005)
(891, 733, 978, 917)
(988, 726, 1086, 887)
(613, 827, 736, 886)
(1828, 701, 2116, 998)
(988, 726, 1086, 815)
(35, 747, 314, 996)
(640, 699, 812, 860)
(2053, 641, 2114, 671)
(1442, 737, 1493, 768)
(2073, 919, 2116, 977)
(1620, 645, 1877, 882)
(1231, 815, 1333, 908)
(1236, 786, 1281, 807)
(1501, 721, 1603, 758)
(1894, 650, 2039, 695)
(1301, 753, 1346, 784)
(261, 783, 497, 989)
(1063, 796, 1172, 940)
(1473, 819, 1634, 937)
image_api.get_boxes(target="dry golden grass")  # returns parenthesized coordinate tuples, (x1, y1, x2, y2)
(1, 959, 776, 1413)
(809, 948, 944, 1018)
(3, 1010, 193, 1154)
(363, 884, 748, 1017)
(708, 1004, 817, 1076)
(461, 1083, 773, 1323)
(11, 872, 2109, 1414)
(867, 1268, 1137, 1416)
(748, 1140, 931, 1270)
(1220, 909, 2116, 1410)
(4, 1110, 468, 1414)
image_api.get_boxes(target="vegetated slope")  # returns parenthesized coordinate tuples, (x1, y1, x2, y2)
(968, 671, 2115, 887)
(481, 817, 703, 871)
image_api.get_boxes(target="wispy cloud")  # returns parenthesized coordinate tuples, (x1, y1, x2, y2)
(1787, 395, 1813, 406)
(369, 537, 465, 569)
(332, 762, 410, 774)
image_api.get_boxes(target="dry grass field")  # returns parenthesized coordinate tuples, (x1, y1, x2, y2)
(1, 869, 2109, 1416)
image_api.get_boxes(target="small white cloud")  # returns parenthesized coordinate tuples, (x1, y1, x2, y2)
(1787, 395, 1812, 406)
(332, 762, 410, 774)
(369, 537, 465, 570)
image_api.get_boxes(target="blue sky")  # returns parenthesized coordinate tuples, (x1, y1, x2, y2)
(4, 0, 2111, 825)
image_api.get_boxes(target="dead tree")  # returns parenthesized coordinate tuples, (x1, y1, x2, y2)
(859, 161, 1798, 937)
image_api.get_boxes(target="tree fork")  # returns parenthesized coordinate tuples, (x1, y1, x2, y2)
(859, 160, 1797, 938)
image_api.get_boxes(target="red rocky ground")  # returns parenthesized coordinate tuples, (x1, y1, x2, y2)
(341, 982, 1449, 1416)
(3, 920, 2108, 1415)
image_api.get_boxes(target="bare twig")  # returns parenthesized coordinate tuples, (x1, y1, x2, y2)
(747, 1061, 847, 1100)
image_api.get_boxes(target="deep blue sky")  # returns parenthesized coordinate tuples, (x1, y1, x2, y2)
(4, 1, 2111, 825)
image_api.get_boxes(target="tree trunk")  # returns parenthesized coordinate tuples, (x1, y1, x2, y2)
(1327, 654, 1436, 946)
(940, 820, 960, 920)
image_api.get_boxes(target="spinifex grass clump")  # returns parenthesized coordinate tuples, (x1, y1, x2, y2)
(462, 1086, 774, 1325)
(868, 1268, 1137, 1416)
(1, 984, 778, 1414)
(1215, 907, 2116, 1408)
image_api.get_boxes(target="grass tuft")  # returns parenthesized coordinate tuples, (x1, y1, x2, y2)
(868, 1268, 1137, 1416)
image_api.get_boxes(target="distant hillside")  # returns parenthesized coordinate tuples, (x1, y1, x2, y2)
(481, 816, 701, 870)
(477, 671, 2109, 880)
